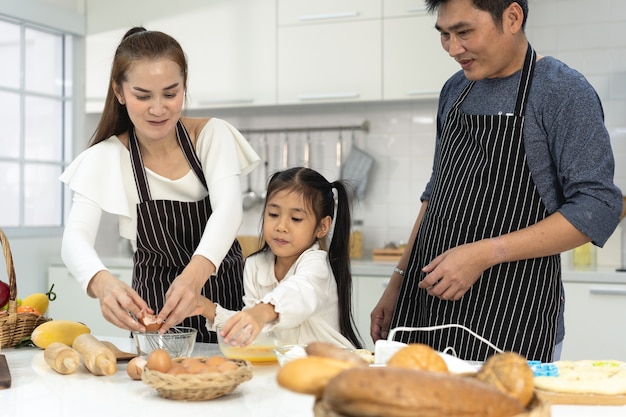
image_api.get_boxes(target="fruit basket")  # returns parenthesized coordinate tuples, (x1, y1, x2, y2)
(142, 357, 253, 401)
(0, 228, 50, 348)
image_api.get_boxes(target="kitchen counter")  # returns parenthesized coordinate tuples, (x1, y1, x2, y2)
(1, 337, 625, 416)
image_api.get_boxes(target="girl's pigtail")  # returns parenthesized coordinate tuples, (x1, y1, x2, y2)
(329, 180, 363, 349)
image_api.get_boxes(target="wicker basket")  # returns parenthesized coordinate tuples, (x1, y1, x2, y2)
(0, 228, 50, 348)
(142, 357, 253, 401)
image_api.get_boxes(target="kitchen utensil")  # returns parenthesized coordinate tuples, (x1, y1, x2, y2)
(340, 144, 374, 200)
(0, 354, 11, 389)
(133, 326, 197, 358)
(0, 228, 50, 349)
(282, 133, 290, 169)
(101, 341, 137, 362)
(304, 133, 311, 168)
(242, 172, 258, 210)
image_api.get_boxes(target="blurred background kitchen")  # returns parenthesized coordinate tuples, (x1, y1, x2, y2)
(1, 0, 625, 355)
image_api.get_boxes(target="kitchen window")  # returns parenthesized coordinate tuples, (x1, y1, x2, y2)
(0, 16, 73, 229)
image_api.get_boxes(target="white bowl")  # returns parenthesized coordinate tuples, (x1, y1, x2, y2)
(133, 326, 197, 358)
(273, 344, 308, 366)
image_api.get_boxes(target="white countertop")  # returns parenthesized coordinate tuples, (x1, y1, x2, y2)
(1, 337, 625, 416)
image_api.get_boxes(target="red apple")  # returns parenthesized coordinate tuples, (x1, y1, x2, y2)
(0, 280, 9, 309)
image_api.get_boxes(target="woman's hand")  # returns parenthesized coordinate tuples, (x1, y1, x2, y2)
(157, 255, 214, 333)
(88, 270, 149, 332)
(370, 276, 402, 342)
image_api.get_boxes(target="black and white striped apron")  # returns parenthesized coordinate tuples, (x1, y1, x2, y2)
(391, 45, 560, 362)
(129, 120, 244, 343)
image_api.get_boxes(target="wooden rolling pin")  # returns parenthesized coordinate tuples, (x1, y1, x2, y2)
(44, 342, 81, 375)
(72, 334, 117, 376)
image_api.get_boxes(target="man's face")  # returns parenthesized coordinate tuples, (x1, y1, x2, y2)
(435, 0, 523, 80)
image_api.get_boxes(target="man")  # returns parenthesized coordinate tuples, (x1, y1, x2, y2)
(370, 0, 622, 362)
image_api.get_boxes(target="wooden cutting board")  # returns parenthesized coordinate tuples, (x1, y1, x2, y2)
(0, 354, 11, 389)
(536, 389, 626, 405)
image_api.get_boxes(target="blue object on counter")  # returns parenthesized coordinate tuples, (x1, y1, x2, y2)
(528, 360, 559, 377)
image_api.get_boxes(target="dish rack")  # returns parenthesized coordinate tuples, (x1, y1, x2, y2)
(0, 228, 50, 348)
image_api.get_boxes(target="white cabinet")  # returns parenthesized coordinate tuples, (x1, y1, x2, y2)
(353, 275, 390, 351)
(383, 0, 429, 17)
(278, 0, 381, 25)
(383, 13, 459, 100)
(47, 264, 132, 337)
(85, 0, 276, 112)
(277, 20, 382, 105)
(561, 281, 626, 361)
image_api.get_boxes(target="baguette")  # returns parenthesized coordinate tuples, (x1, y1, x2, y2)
(305, 342, 368, 367)
(322, 367, 526, 417)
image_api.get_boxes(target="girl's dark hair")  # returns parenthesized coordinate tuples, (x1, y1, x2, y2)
(425, 0, 528, 30)
(89, 27, 188, 146)
(255, 167, 362, 348)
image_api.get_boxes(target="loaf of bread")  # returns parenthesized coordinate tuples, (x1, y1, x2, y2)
(322, 367, 526, 417)
(476, 352, 535, 407)
(305, 342, 369, 367)
(276, 356, 358, 399)
(386, 343, 449, 372)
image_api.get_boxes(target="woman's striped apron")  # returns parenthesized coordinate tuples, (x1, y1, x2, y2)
(129, 120, 244, 343)
(391, 45, 561, 362)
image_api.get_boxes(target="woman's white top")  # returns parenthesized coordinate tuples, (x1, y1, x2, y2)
(209, 242, 355, 349)
(60, 118, 260, 292)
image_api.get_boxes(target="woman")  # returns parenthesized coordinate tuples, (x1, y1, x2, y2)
(60, 27, 260, 342)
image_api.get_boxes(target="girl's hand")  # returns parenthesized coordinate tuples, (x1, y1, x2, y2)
(88, 270, 149, 332)
(221, 303, 278, 346)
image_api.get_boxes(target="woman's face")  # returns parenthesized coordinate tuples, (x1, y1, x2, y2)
(115, 57, 185, 142)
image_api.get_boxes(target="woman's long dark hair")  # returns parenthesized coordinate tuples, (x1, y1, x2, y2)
(89, 27, 188, 146)
(255, 167, 362, 348)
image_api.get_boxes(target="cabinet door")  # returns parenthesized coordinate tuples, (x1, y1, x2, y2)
(47, 265, 132, 338)
(278, 20, 382, 105)
(354, 276, 390, 351)
(383, 15, 459, 99)
(85, 0, 276, 111)
(278, 0, 381, 26)
(383, 0, 429, 17)
(561, 282, 626, 361)
(151, 0, 276, 108)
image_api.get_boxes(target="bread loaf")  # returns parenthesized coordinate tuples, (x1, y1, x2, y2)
(276, 356, 358, 399)
(386, 343, 448, 372)
(305, 342, 368, 367)
(322, 367, 526, 417)
(476, 352, 535, 407)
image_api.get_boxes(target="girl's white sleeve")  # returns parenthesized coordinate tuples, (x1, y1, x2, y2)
(61, 193, 108, 293)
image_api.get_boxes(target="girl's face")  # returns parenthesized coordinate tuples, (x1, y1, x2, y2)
(263, 189, 330, 263)
(114, 57, 185, 143)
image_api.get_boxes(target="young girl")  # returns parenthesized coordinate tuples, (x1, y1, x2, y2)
(198, 167, 362, 349)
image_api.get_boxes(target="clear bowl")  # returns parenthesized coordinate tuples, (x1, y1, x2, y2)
(273, 344, 308, 366)
(133, 326, 197, 358)
(217, 327, 300, 364)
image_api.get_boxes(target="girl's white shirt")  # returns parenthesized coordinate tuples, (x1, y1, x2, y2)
(209, 242, 356, 349)
(59, 118, 260, 292)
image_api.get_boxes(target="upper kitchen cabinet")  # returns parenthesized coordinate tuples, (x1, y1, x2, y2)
(85, 0, 276, 112)
(383, 11, 459, 100)
(278, 0, 382, 26)
(383, 0, 429, 17)
(277, 2, 382, 105)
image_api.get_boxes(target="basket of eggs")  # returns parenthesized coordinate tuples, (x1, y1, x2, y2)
(0, 228, 50, 348)
(135, 348, 253, 401)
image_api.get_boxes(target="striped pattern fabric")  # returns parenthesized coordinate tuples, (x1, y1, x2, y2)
(391, 46, 561, 362)
(129, 121, 244, 343)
